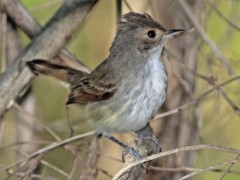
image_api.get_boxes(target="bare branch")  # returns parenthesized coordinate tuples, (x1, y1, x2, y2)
(0, 0, 98, 118)
(208, 2, 240, 32)
(98, 167, 113, 178)
(116, 0, 122, 23)
(113, 144, 240, 180)
(41, 160, 69, 178)
(1, 12, 7, 70)
(153, 76, 240, 120)
(117, 125, 159, 179)
(68, 148, 81, 179)
(219, 154, 240, 180)
(210, 82, 240, 115)
(13, 104, 61, 141)
(2, 0, 90, 71)
(178, 0, 234, 75)
(79, 136, 100, 180)
(179, 159, 240, 180)
(0, 131, 95, 173)
(165, 49, 240, 115)
(148, 166, 240, 175)
(123, 0, 134, 12)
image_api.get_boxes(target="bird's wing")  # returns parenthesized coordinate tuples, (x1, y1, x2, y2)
(67, 63, 120, 105)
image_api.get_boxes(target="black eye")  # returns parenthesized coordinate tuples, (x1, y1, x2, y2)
(147, 30, 156, 38)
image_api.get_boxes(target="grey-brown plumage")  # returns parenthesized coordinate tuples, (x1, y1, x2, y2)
(27, 12, 184, 133)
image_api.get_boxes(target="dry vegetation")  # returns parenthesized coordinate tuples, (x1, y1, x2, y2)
(0, 0, 240, 179)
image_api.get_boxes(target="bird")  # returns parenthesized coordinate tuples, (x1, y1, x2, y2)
(27, 12, 184, 158)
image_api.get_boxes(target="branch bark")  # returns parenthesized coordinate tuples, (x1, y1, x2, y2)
(79, 136, 100, 180)
(0, 0, 98, 118)
(118, 125, 159, 180)
(113, 144, 240, 180)
(2, 0, 90, 72)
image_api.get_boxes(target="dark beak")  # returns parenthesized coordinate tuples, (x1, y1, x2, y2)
(166, 29, 185, 37)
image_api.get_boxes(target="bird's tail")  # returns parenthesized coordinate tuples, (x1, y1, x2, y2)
(27, 59, 88, 85)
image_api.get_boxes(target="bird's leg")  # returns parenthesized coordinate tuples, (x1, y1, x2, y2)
(135, 123, 161, 152)
(65, 105, 74, 137)
(102, 132, 144, 162)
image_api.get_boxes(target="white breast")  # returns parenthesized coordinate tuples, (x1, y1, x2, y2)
(144, 56, 167, 115)
(129, 56, 167, 131)
(88, 55, 168, 133)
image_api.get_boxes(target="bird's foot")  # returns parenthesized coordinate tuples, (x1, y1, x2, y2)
(122, 146, 142, 161)
(102, 133, 147, 170)
(135, 123, 161, 152)
(122, 145, 147, 170)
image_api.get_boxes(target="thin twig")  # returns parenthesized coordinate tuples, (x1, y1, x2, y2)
(178, 0, 234, 75)
(0, 12, 7, 146)
(153, 76, 240, 120)
(20, 156, 41, 180)
(208, 2, 240, 32)
(78, 136, 100, 180)
(66, 105, 75, 137)
(148, 166, 240, 175)
(5, 150, 42, 180)
(0, 131, 95, 173)
(6, 171, 42, 179)
(116, 0, 122, 24)
(165, 48, 215, 82)
(210, 82, 240, 115)
(41, 160, 69, 178)
(165, 49, 240, 115)
(13, 103, 62, 141)
(219, 154, 240, 180)
(1, 12, 7, 70)
(179, 159, 240, 180)
(10, 149, 70, 179)
(68, 146, 82, 179)
(123, 0, 133, 12)
(0, 140, 52, 150)
(98, 167, 113, 178)
(113, 144, 240, 180)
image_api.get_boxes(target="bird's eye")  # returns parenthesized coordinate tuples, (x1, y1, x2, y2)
(147, 30, 156, 38)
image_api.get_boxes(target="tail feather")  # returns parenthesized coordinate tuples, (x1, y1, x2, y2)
(27, 59, 88, 85)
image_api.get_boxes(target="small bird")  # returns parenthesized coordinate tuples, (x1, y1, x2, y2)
(27, 12, 184, 157)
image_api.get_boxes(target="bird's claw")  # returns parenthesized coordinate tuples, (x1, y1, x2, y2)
(122, 146, 147, 170)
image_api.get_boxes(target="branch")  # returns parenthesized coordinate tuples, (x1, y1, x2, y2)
(219, 154, 240, 180)
(0, 0, 98, 118)
(117, 124, 160, 180)
(164, 49, 240, 116)
(208, 2, 240, 32)
(13, 104, 61, 141)
(179, 159, 240, 180)
(2, 0, 90, 72)
(0, 131, 95, 173)
(79, 136, 100, 180)
(113, 144, 240, 180)
(178, 0, 234, 75)
(153, 76, 240, 120)
(148, 166, 240, 175)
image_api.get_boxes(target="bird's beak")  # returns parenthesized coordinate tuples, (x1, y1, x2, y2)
(165, 29, 185, 38)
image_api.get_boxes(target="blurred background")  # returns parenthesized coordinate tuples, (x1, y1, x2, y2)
(0, 0, 240, 179)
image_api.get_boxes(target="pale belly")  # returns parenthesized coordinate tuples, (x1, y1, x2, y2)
(86, 60, 168, 133)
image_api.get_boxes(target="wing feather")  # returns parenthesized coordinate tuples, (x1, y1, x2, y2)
(67, 71, 119, 105)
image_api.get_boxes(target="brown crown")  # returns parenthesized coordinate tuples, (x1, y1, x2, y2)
(121, 12, 167, 31)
